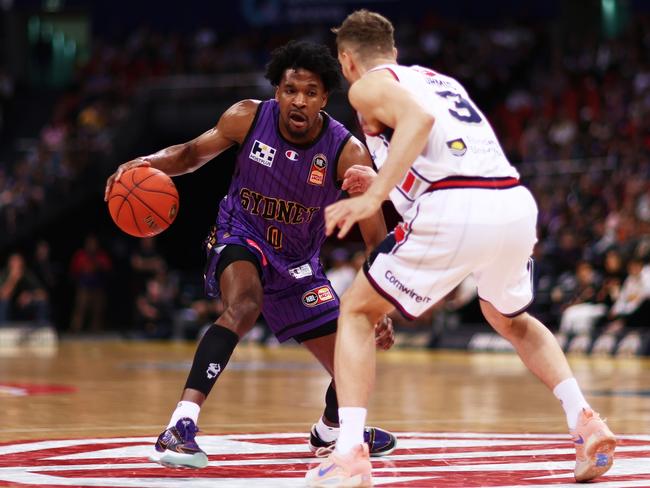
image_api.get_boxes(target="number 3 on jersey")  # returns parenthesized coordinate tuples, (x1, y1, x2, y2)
(436, 90, 483, 123)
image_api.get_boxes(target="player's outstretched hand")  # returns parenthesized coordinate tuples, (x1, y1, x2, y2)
(325, 194, 382, 238)
(342, 165, 377, 195)
(104, 158, 151, 201)
(374, 314, 395, 350)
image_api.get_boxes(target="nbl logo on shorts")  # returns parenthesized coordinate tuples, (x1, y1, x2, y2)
(250, 140, 277, 167)
(302, 285, 334, 307)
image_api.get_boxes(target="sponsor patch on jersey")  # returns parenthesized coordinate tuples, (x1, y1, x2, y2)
(250, 140, 277, 167)
(302, 285, 334, 307)
(289, 263, 313, 279)
(446, 138, 467, 157)
(285, 150, 299, 161)
(308, 153, 327, 186)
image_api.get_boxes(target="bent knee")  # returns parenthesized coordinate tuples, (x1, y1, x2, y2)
(481, 300, 522, 333)
(339, 294, 383, 325)
(489, 311, 532, 340)
(220, 298, 262, 335)
(339, 294, 359, 315)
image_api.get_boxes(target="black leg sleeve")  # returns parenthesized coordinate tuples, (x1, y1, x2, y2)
(184, 324, 239, 397)
(323, 381, 339, 424)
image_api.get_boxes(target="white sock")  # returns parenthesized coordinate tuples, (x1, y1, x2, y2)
(167, 401, 201, 429)
(336, 407, 366, 455)
(315, 416, 339, 443)
(553, 378, 590, 430)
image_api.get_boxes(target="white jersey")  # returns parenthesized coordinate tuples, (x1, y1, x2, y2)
(363, 64, 519, 216)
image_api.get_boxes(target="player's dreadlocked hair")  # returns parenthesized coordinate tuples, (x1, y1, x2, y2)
(265, 40, 341, 93)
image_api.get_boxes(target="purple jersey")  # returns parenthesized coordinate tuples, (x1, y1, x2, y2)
(205, 100, 353, 341)
(216, 99, 351, 287)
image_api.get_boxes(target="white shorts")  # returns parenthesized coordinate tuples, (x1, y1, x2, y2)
(365, 185, 538, 319)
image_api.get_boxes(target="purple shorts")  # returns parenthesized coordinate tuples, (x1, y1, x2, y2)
(204, 234, 339, 342)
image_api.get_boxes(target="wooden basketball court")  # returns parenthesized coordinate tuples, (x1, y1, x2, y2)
(1, 340, 649, 486)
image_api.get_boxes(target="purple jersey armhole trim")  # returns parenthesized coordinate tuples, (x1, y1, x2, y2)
(332, 132, 352, 189)
(235, 100, 265, 157)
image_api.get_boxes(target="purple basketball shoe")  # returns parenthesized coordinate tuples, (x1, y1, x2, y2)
(152, 417, 208, 468)
(309, 425, 397, 457)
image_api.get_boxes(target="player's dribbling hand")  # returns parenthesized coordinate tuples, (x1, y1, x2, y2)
(374, 314, 395, 350)
(342, 165, 377, 195)
(104, 158, 151, 201)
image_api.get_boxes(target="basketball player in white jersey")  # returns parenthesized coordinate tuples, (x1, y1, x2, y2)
(306, 9, 616, 487)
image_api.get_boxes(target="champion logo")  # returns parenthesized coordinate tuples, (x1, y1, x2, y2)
(285, 150, 299, 161)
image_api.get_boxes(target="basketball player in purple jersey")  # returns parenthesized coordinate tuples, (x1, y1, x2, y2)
(105, 41, 396, 468)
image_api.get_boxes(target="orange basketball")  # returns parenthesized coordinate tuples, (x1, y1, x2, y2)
(107, 166, 179, 237)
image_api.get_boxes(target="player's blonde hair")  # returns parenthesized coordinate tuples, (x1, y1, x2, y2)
(332, 10, 395, 59)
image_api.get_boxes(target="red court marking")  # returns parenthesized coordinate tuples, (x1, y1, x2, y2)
(0, 433, 647, 487)
(0, 383, 76, 396)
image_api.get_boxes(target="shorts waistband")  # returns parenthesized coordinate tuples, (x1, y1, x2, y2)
(426, 176, 520, 192)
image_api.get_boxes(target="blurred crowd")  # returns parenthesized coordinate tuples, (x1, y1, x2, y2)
(0, 82, 118, 239)
(0, 234, 218, 340)
(0, 12, 649, 354)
